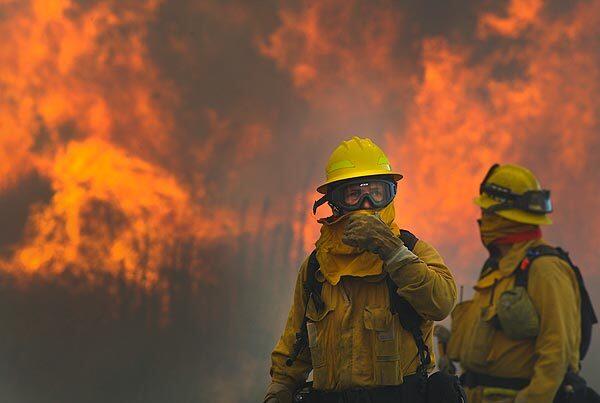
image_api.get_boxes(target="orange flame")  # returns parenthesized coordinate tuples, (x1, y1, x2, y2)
(12, 139, 197, 280)
(0, 0, 244, 282)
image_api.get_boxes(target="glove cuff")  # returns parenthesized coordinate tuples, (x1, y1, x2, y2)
(384, 244, 420, 267)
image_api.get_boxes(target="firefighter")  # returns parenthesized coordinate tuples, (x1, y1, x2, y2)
(264, 137, 458, 403)
(445, 163, 592, 402)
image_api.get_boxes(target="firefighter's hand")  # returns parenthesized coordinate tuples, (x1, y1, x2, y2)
(342, 214, 407, 262)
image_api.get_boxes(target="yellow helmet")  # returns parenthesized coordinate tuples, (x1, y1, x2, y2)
(474, 163, 553, 225)
(316, 136, 403, 194)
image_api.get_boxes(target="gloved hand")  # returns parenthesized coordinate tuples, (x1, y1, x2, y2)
(342, 214, 417, 264)
(341, 214, 403, 260)
(264, 382, 293, 403)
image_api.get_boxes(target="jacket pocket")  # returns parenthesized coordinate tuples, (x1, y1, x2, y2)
(306, 303, 334, 373)
(364, 307, 403, 385)
(463, 305, 497, 368)
(447, 300, 473, 361)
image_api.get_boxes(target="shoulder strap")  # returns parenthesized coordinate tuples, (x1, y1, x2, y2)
(286, 251, 323, 366)
(387, 230, 431, 384)
(517, 245, 598, 360)
(306, 250, 324, 313)
(387, 230, 419, 320)
(399, 229, 419, 251)
(514, 244, 560, 288)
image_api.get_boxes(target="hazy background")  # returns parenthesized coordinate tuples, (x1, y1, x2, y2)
(0, 0, 598, 402)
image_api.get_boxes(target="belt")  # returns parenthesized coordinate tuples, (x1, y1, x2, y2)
(312, 374, 423, 403)
(461, 371, 530, 391)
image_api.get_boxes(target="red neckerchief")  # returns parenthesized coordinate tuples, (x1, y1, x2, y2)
(493, 228, 542, 245)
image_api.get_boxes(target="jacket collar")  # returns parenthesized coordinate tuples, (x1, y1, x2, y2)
(475, 238, 545, 290)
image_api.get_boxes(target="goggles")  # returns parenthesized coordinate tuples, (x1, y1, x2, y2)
(313, 177, 396, 214)
(480, 164, 553, 215)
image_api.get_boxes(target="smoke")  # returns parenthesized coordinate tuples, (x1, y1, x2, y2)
(0, 0, 598, 401)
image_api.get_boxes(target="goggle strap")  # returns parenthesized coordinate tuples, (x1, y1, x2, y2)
(313, 195, 328, 215)
(481, 184, 515, 201)
(484, 202, 513, 213)
(480, 163, 500, 194)
(484, 194, 552, 215)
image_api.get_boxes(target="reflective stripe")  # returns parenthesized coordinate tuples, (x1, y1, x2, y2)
(327, 159, 355, 172)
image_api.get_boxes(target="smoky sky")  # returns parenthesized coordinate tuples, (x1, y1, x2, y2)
(138, 0, 594, 207)
(142, 0, 488, 205)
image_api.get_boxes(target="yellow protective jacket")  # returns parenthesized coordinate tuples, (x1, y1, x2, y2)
(447, 239, 581, 402)
(268, 237, 457, 393)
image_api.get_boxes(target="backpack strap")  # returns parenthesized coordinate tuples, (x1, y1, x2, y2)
(285, 251, 323, 366)
(305, 250, 325, 313)
(399, 229, 419, 251)
(514, 244, 560, 288)
(516, 245, 598, 360)
(387, 230, 431, 387)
